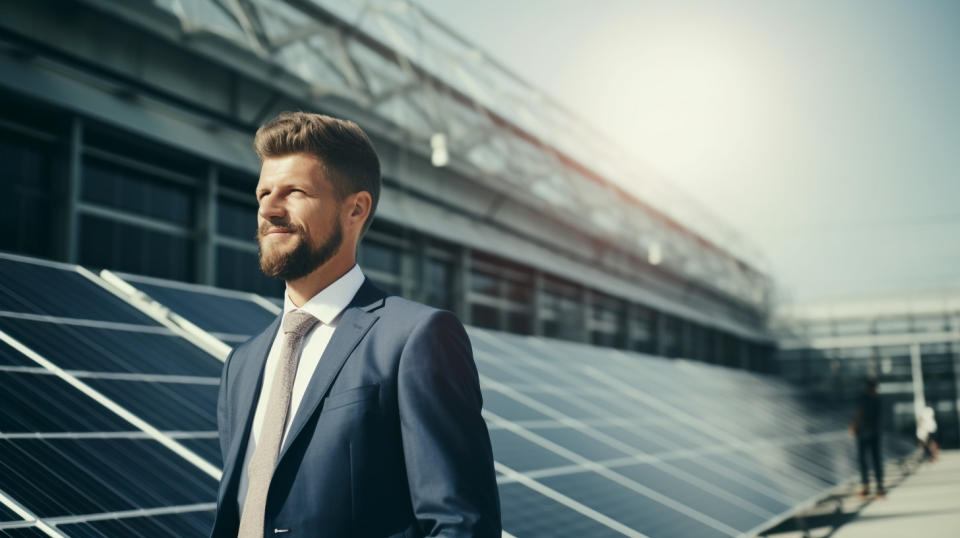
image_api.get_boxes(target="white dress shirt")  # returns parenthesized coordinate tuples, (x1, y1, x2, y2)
(237, 264, 366, 509)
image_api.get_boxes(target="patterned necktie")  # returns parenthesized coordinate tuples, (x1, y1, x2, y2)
(238, 309, 319, 537)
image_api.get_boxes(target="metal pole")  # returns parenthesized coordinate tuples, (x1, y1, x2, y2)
(910, 342, 925, 419)
(63, 117, 83, 264)
(196, 165, 218, 285)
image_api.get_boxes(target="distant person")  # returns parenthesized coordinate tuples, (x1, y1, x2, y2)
(849, 378, 884, 497)
(916, 405, 939, 462)
(210, 112, 500, 537)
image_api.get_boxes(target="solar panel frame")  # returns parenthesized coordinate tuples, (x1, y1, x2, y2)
(108, 270, 278, 337)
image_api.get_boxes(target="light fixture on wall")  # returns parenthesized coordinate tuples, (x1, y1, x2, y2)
(648, 242, 663, 265)
(430, 133, 448, 167)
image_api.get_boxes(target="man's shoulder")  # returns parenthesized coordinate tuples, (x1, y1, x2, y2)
(376, 294, 464, 334)
(378, 293, 440, 317)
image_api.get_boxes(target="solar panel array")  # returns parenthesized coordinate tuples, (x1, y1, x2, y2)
(0, 254, 228, 537)
(0, 252, 912, 537)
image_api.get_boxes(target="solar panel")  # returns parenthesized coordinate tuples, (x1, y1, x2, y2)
(468, 327, 914, 537)
(0, 252, 915, 537)
(81, 378, 218, 431)
(0, 526, 53, 537)
(0, 256, 154, 324)
(0, 340, 34, 367)
(0, 319, 220, 376)
(56, 511, 215, 537)
(499, 481, 624, 538)
(0, 502, 21, 522)
(0, 438, 217, 517)
(0, 253, 221, 536)
(105, 270, 278, 340)
(176, 437, 223, 469)
(0, 371, 131, 433)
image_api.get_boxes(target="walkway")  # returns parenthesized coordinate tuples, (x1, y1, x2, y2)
(762, 450, 959, 538)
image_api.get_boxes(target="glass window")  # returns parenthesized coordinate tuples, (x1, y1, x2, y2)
(503, 279, 532, 304)
(471, 303, 499, 330)
(803, 320, 835, 338)
(215, 246, 284, 298)
(591, 331, 619, 348)
(219, 169, 257, 193)
(833, 318, 872, 336)
(0, 133, 55, 259)
(82, 158, 194, 225)
(506, 311, 532, 335)
(79, 215, 194, 281)
(874, 316, 911, 334)
(361, 241, 402, 276)
(217, 197, 257, 241)
(702, 329, 717, 363)
(541, 288, 581, 340)
(469, 270, 499, 296)
(628, 306, 654, 353)
(913, 315, 948, 333)
(84, 125, 204, 179)
(589, 294, 624, 347)
(661, 315, 681, 357)
(424, 257, 452, 310)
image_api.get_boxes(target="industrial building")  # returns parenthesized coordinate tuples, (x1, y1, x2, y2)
(1, 0, 774, 370)
(776, 290, 960, 449)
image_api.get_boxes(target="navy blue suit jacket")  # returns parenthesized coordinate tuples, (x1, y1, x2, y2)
(210, 279, 501, 537)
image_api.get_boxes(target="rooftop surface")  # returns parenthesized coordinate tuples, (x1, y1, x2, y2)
(765, 449, 959, 538)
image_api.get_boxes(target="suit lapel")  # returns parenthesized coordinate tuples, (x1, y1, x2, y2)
(278, 279, 385, 463)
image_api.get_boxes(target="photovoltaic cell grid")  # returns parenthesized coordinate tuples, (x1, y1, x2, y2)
(0, 254, 223, 536)
(1, 252, 915, 537)
(468, 328, 914, 538)
(107, 271, 279, 343)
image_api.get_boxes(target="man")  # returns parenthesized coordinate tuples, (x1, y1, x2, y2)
(849, 378, 884, 497)
(210, 112, 501, 537)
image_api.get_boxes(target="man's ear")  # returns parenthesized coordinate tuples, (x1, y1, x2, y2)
(347, 191, 372, 227)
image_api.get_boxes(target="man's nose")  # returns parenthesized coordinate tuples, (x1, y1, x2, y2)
(258, 193, 286, 219)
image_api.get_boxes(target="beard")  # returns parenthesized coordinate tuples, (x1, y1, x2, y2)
(257, 217, 343, 281)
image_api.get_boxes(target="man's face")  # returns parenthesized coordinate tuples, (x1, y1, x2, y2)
(255, 153, 344, 281)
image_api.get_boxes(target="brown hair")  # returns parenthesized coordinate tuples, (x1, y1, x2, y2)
(254, 111, 381, 236)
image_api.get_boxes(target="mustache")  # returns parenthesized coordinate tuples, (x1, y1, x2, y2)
(256, 221, 305, 239)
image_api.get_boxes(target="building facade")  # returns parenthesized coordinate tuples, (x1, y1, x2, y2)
(776, 291, 960, 448)
(1, 0, 774, 370)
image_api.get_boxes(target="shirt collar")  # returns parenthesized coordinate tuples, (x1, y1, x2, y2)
(283, 265, 366, 325)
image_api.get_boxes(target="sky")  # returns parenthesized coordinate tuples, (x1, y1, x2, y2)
(416, 0, 960, 305)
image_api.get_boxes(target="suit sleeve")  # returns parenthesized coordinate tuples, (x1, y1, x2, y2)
(397, 310, 502, 537)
